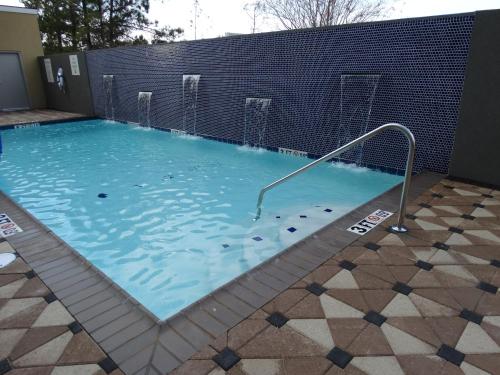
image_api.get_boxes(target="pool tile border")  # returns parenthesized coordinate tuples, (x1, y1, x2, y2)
(0, 172, 442, 374)
(113, 120, 409, 176)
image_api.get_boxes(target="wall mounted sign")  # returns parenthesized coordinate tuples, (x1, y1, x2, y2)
(0, 213, 23, 237)
(44, 58, 54, 83)
(69, 54, 80, 76)
(347, 209, 393, 235)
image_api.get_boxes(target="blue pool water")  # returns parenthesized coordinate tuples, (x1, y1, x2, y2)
(0, 120, 402, 318)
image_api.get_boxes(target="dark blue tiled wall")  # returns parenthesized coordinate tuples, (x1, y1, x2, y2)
(86, 13, 475, 173)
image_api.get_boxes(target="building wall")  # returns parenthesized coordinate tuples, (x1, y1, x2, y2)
(39, 52, 94, 115)
(0, 8, 45, 108)
(449, 10, 500, 187)
(86, 13, 475, 174)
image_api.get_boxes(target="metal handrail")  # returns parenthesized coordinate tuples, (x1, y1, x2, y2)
(254, 123, 416, 233)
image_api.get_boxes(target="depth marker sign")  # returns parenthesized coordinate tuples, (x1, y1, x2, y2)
(347, 209, 393, 235)
(0, 213, 23, 237)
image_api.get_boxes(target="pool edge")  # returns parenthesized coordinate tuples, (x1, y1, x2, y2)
(0, 171, 443, 374)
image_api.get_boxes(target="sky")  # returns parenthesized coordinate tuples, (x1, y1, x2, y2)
(2, 0, 500, 40)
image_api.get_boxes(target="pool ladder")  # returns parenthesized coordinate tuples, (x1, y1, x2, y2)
(254, 123, 416, 233)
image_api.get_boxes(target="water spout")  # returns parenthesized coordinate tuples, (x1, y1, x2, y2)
(337, 74, 380, 164)
(243, 98, 271, 148)
(182, 75, 201, 134)
(103, 75, 114, 120)
(138, 92, 152, 127)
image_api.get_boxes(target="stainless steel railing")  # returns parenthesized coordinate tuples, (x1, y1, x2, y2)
(254, 123, 416, 233)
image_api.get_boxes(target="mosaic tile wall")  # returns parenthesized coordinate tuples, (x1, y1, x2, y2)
(86, 13, 475, 174)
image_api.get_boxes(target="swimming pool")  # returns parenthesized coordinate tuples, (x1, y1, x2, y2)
(0, 120, 402, 319)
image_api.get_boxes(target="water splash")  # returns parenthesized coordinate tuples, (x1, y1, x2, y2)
(183, 75, 201, 134)
(237, 145, 267, 153)
(243, 98, 271, 148)
(177, 133, 201, 141)
(329, 161, 369, 173)
(337, 74, 380, 164)
(103, 75, 114, 120)
(138, 92, 152, 127)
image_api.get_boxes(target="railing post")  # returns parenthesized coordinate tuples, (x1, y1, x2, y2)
(389, 127, 416, 234)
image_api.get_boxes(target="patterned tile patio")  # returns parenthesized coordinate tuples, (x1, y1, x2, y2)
(0, 239, 123, 375)
(172, 179, 500, 375)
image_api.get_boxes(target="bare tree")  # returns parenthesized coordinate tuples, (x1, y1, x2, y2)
(244, 1, 266, 33)
(257, 0, 388, 30)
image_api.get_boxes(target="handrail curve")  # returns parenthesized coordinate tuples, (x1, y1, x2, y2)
(254, 123, 416, 233)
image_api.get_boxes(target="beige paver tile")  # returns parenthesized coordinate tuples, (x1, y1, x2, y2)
(32, 301, 75, 327)
(460, 361, 490, 375)
(238, 359, 284, 375)
(0, 278, 27, 298)
(0, 298, 46, 328)
(381, 324, 435, 355)
(323, 269, 359, 289)
(286, 319, 334, 349)
(386, 317, 440, 347)
(351, 356, 404, 375)
(13, 330, 73, 366)
(382, 294, 421, 317)
(0, 328, 26, 358)
(319, 294, 364, 318)
(456, 322, 500, 354)
(0, 241, 15, 253)
(10, 326, 68, 360)
(14, 277, 50, 298)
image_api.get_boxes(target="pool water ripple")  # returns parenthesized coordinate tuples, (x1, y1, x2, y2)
(0, 120, 401, 318)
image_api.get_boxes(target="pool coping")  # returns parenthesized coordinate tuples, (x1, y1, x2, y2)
(0, 115, 97, 130)
(0, 117, 409, 175)
(0, 170, 442, 374)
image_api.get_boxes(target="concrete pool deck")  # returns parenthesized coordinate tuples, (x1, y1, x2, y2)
(1, 174, 499, 374)
(0, 110, 86, 127)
